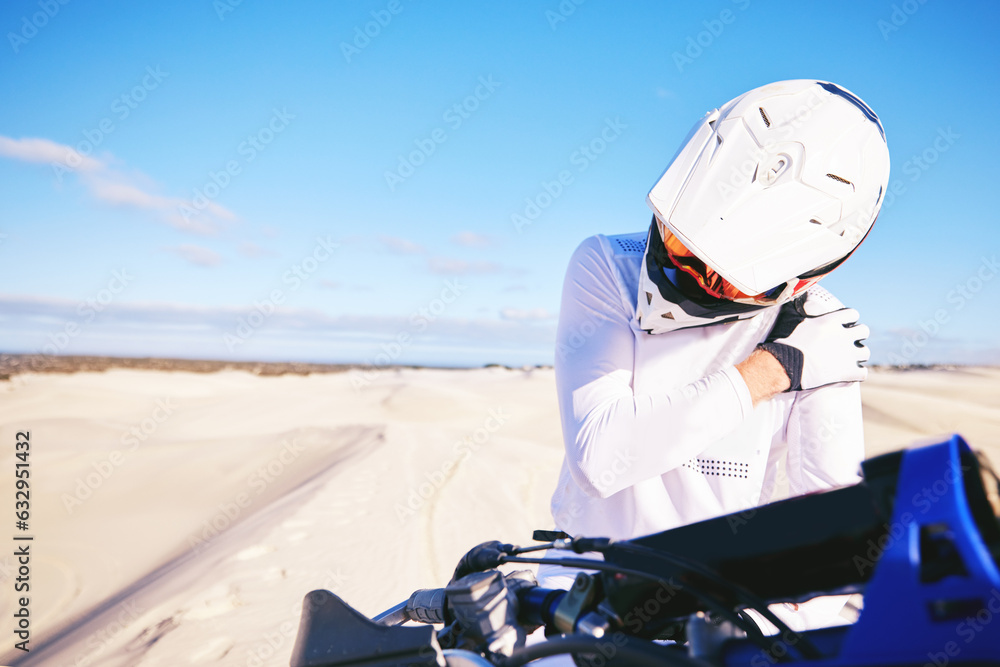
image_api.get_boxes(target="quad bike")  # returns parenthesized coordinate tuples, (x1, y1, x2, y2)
(290, 435, 1000, 666)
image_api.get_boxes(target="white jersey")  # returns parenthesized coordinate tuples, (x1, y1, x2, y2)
(549, 232, 865, 541)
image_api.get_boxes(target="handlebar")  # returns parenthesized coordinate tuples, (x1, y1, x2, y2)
(374, 585, 566, 629)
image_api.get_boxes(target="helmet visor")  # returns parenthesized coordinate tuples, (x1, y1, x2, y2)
(662, 229, 814, 305)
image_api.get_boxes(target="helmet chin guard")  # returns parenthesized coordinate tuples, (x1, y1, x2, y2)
(646, 80, 890, 300)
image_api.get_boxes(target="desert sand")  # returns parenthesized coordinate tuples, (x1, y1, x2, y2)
(1, 363, 998, 666)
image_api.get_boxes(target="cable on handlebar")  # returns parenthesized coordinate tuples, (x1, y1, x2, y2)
(600, 541, 823, 660)
(499, 556, 793, 661)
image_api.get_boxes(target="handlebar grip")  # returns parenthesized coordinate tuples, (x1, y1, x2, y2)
(406, 588, 447, 624)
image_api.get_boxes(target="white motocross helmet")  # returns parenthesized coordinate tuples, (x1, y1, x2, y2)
(645, 79, 890, 308)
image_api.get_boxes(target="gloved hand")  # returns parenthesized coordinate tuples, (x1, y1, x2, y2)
(758, 289, 871, 391)
(450, 540, 514, 583)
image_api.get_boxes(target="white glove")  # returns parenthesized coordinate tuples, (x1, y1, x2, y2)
(759, 289, 871, 391)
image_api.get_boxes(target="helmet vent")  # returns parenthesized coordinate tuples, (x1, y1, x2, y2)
(826, 173, 853, 186)
(758, 107, 771, 128)
(808, 218, 842, 235)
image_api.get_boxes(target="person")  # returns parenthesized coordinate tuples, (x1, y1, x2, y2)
(540, 80, 890, 627)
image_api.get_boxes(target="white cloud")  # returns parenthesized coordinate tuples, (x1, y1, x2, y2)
(165, 244, 223, 267)
(451, 231, 495, 248)
(0, 294, 559, 346)
(0, 136, 103, 171)
(500, 307, 555, 321)
(0, 134, 237, 235)
(379, 235, 425, 254)
(428, 257, 501, 275)
(868, 327, 1000, 365)
(1, 293, 560, 366)
(237, 241, 277, 259)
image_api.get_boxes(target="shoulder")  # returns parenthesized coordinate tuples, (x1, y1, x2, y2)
(605, 231, 647, 308)
(605, 231, 648, 257)
(802, 283, 850, 313)
(566, 232, 646, 279)
(561, 231, 647, 322)
(562, 235, 614, 289)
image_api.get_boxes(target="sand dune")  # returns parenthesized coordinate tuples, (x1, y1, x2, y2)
(0, 365, 997, 666)
(861, 367, 1000, 456)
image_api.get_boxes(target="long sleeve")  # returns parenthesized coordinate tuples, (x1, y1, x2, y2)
(784, 380, 865, 494)
(554, 236, 755, 499)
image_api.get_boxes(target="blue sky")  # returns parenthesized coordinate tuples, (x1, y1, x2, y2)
(1, 0, 998, 367)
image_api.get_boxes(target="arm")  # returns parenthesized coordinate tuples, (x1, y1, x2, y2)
(737, 348, 792, 406)
(758, 287, 869, 493)
(784, 381, 865, 495)
(555, 237, 761, 499)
